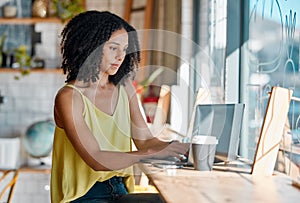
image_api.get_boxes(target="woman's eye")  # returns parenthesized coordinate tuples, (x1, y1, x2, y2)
(109, 46, 117, 51)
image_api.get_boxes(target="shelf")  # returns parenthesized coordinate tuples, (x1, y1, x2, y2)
(0, 68, 61, 73)
(0, 17, 61, 25)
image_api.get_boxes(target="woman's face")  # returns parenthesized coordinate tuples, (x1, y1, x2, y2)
(100, 28, 128, 76)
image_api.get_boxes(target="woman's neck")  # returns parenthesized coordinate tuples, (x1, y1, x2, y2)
(98, 71, 110, 88)
(71, 71, 111, 88)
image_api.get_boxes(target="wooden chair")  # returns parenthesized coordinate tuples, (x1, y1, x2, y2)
(0, 170, 19, 203)
(0, 166, 51, 203)
(251, 86, 293, 176)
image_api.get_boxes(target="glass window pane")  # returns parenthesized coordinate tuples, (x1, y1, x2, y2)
(241, 0, 300, 176)
(193, 0, 227, 103)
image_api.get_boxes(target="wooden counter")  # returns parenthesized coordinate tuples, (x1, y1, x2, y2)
(139, 163, 300, 203)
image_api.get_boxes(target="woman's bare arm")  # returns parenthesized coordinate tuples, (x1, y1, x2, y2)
(54, 86, 188, 172)
(123, 79, 189, 153)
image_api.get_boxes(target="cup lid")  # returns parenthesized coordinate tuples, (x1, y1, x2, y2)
(192, 135, 218, 144)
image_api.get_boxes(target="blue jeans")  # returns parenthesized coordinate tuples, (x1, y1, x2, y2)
(71, 176, 164, 203)
(70, 176, 128, 203)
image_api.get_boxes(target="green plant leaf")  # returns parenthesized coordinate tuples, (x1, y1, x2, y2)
(140, 67, 164, 87)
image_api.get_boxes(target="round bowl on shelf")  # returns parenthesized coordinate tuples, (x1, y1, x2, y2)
(2, 5, 17, 18)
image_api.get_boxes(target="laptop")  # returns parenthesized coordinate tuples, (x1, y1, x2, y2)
(191, 103, 245, 164)
(141, 103, 245, 168)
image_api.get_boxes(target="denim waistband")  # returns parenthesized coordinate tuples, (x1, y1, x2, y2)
(104, 176, 124, 184)
(71, 176, 128, 202)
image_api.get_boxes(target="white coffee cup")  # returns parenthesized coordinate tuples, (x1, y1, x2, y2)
(192, 135, 218, 171)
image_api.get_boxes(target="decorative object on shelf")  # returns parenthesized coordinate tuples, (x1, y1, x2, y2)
(31, 56, 45, 69)
(22, 119, 55, 158)
(32, 0, 49, 18)
(2, 0, 17, 18)
(50, 0, 85, 22)
(14, 45, 31, 68)
(13, 45, 31, 80)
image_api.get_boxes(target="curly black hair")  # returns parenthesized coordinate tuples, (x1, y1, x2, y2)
(60, 10, 141, 85)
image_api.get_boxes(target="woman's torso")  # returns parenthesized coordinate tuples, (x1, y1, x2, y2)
(51, 83, 134, 203)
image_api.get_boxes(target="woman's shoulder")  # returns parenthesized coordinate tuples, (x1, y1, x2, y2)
(55, 84, 82, 104)
(56, 84, 73, 96)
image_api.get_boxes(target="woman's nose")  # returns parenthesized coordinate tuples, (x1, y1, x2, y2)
(116, 49, 125, 60)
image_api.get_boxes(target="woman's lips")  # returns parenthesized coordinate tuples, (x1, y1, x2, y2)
(111, 64, 119, 68)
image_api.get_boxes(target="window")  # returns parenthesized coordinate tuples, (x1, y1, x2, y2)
(192, 0, 300, 178)
(240, 0, 300, 177)
(192, 0, 227, 103)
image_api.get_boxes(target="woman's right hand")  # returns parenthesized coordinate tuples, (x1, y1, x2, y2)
(145, 141, 190, 160)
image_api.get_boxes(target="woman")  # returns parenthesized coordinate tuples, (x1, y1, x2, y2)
(50, 10, 188, 203)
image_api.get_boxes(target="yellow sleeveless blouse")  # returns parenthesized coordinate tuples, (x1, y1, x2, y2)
(50, 84, 134, 203)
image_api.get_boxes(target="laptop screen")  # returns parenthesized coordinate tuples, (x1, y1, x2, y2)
(192, 104, 245, 163)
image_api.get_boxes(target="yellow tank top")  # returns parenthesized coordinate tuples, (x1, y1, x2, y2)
(50, 84, 134, 203)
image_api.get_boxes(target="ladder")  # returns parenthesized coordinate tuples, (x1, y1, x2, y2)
(124, 0, 154, 68)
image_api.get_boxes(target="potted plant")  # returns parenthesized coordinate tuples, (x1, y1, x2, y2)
(13, 45, 31, 80)
(132, 67, 164, 123)
(50, 0, 85, 22)
(132, 67, 164, 98)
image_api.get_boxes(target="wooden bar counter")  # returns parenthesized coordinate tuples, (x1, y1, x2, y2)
(138, 162, 300, 203)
